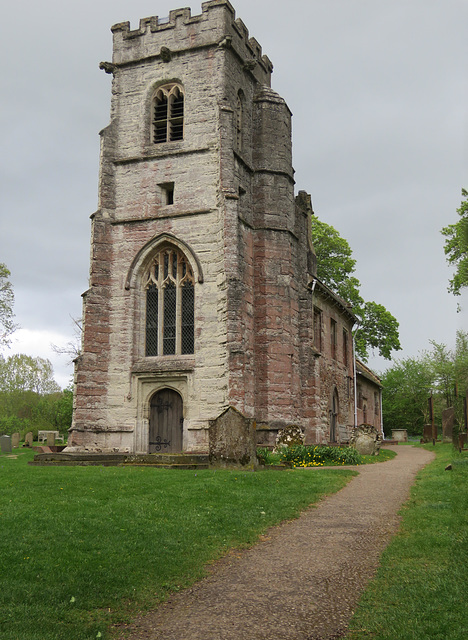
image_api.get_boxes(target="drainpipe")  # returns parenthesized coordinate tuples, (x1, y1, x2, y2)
(380, 386, 384, 439)
(352, 323, 360, 428)
(310, 278, 317, 297)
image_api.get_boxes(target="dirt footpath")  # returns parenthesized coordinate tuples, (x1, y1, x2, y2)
(114, 445, 434, 640)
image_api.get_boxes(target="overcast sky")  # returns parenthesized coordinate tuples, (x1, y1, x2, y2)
(1, 0, 467, 388)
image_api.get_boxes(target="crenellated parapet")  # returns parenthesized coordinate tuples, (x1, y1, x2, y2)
(109, 0, 273, 84)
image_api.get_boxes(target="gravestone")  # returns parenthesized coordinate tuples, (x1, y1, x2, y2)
(459, 433, 467, 452)
(209, 406, 257, 468)
(11, 433, 20, 448)
(0, 435, 12, 454)
(350, 424, 382, 456)
(422, 424, 432, 443)
(24, 432, 33, 447)
(391, 429, 408, 442)
(442, 408, 455, 443)
(274, 424, 305, 451)
(46, 432, 56, 447)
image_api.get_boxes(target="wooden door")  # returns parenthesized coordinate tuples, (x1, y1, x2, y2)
(149, 389, 183, 453)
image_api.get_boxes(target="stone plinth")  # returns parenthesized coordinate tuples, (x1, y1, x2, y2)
(391, 429, 408, 442)
(209, 406, 257, 468)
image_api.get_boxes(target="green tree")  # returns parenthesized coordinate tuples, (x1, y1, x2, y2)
(454, 330, 468, 428)
(32, 388, 73, 435)
(310, 214, 401, 361)
(0, 263, 16, 348)
(0, 354, 60, 394)
(380, 356, 433, 436)
(441, 189, 468, 296)
(428, 339, 456, 408)
(380, 332, 468, 436)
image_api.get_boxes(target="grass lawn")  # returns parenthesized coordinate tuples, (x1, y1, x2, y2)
(347, 443, 468, 640)
(0, 447, 356, 640)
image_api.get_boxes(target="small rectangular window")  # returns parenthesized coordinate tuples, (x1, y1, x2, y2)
(343, 329, 349, 366)
(159, 182, 174, 206)
(357, 384, 363, 410)
(330, 319, 337, 359)
(314, 307, 322, 351)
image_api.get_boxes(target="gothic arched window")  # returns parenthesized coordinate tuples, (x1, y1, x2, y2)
(152, 84, 184, 144)
(145, 247, 195, 356)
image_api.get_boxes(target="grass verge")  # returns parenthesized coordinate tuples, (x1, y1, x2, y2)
(0, 448, 356, 640)
(347, 443, 468, 639)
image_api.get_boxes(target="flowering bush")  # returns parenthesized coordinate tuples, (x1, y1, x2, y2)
(278, 445, 362, 467)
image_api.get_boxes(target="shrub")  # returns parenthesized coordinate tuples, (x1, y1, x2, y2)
(279, 445, 362, 467)
(256, 448, 282, 465)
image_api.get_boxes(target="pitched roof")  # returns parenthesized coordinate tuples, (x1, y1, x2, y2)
(355, 359, 382, 387)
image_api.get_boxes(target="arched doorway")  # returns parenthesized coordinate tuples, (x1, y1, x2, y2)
(149, 389, 183, 453)
(330, 389, 339, 443)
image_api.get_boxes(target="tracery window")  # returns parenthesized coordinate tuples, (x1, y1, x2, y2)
(152, 83, 184, 144)
(145, 247, 195, 356)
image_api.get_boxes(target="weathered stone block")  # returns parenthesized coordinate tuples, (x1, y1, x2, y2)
(0, 435, 12, 454)
(422, 424, 433, 443)
(274, 425, 305, 451)
(11, 433, 20, 448)
(350, 424, 381, 456)
(391, 429, 408, 442)
(209, 406, 257, 468)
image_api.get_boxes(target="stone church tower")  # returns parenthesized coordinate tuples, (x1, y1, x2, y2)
(69, 0, 356, 454)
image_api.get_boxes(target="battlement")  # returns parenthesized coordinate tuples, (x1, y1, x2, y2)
(110, 1, 273, 81)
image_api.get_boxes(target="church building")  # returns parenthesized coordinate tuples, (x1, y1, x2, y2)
(69, 0, 362, 454)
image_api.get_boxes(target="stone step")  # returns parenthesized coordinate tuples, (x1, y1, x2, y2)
(124, 454, 209, 465)
(29, 452, 210, 468)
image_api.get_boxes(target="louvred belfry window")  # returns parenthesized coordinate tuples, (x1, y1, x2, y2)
(152, 84, 184, 144)
(145, 248, 195, 356)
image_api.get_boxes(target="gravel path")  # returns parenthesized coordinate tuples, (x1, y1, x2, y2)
(114, 445, 434, 640)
